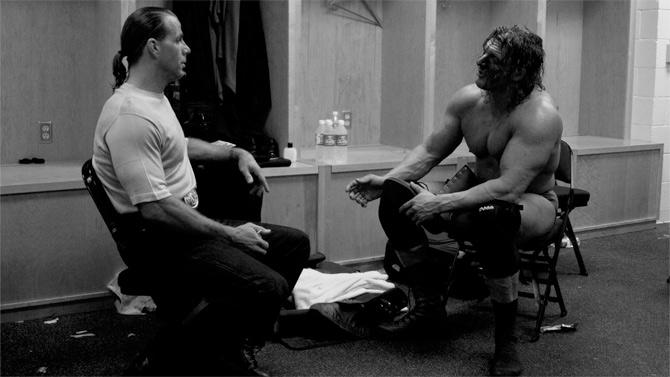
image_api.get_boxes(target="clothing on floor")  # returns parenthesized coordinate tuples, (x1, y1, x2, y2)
(293, 268, 395, 310)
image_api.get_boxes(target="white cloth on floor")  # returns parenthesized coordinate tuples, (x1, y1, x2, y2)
(107, 271, 156, 315)
(292, 268, 395, 310)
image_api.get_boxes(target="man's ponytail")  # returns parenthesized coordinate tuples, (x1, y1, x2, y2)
(112, 51, 127, 90)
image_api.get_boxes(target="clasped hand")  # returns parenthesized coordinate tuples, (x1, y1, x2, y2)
(232, 222, 271, 255)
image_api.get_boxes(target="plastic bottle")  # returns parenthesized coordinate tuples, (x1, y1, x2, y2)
(322, 119, 336, 164)
(283, 142, 298, 163)
(333, 119, 348, 164)
(315, 120, 326, 163)
(332, 110, 339, 126)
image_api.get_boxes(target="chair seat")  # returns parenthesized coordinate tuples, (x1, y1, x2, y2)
(554, 185, 590, 208)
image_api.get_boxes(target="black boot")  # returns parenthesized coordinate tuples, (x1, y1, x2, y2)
(376, 285, 446, 337)
(238, 338, 271, 377)
(489, 300, 522, 376)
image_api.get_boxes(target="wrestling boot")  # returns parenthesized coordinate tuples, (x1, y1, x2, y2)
(238, 338, 271, 377)
(489, 300, 523, 376)
(376, 284, 447, 337)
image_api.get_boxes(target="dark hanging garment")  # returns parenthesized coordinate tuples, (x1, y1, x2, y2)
(172, 0, 272, 149)
(232, 0, 272, 135)
(172, 0, 219, 104)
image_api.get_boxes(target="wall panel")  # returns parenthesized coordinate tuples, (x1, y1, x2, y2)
(579, 0, 632, 138)
(544, 0, 583, 137)
(0, 0, 121, 164)
(296, 0, 382, 149)
(434, 0, 492, 134)
(0, 191, 123, 307)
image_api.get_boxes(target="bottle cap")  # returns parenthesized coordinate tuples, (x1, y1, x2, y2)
(287, 142, 293, 148)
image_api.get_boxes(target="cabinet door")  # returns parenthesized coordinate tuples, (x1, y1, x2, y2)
(320, 164, 458, 262)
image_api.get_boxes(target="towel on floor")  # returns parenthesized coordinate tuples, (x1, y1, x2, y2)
(107, 272, 156, 315)
(292, 268, 395, 310)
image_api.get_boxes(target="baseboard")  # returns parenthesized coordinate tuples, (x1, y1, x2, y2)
(1, 293, 116, 323)
(574, 219, 659, 240)
(336, 255, 385, 272)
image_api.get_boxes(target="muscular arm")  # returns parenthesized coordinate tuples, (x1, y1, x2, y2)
(436, 104, 562, 212)
(139, 197, 270, 254)
(385, 91, 467, 181)
(187, 138, 236, 161)
(346, 86, 470, 207)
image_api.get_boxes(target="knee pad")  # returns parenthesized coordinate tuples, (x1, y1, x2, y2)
(447, 200, 522, 278)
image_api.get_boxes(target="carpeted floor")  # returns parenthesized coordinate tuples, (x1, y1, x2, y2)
(2, 226, 668, 376)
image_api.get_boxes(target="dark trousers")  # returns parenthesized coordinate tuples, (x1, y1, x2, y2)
(135, 217, 309, 345)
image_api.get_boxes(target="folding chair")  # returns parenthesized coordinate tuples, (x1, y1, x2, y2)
(516, 203, 570, 342)
(515, 140, 586, 341)
(553, 140, 589, 276)
(82, 159, 211, 372)
(83, 159, 326, 371)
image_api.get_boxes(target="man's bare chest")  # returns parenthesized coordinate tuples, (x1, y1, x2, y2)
(461, 111, 512, 159)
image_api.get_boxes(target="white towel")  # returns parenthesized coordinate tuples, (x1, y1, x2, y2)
(292, 268, 395, 310)
(107, 272, 156, 315)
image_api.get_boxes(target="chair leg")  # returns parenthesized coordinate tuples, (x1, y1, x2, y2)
(548, 246, 567, 317)
(565, 217, 588, 276)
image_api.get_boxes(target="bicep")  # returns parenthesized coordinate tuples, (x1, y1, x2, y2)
(499, 115, 562, 190)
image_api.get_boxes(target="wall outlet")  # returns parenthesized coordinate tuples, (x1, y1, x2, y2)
(39, 121, 52, 143)
(342, 111, 352, 128)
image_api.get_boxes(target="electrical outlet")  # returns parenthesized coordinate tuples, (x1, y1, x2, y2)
(39, 121, 52, 143)
(342, 111, 352, 128)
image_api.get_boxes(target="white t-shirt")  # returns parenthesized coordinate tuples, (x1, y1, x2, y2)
(92, 83, 196, 214)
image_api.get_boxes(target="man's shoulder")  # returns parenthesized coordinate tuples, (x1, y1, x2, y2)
(511, 90, 563, 138)
(447, 84, 482, 114)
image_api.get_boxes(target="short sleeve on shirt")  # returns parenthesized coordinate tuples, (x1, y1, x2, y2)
(105, 114, 172, 205)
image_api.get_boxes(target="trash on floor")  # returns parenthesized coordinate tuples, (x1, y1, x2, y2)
(43, 318, 59, 325)
(540, 323, 578, 333)
(70, 330, 96, 338)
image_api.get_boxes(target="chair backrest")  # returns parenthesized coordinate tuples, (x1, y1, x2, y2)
(82, 159, 138, 264)
(555, 140, 572, 185)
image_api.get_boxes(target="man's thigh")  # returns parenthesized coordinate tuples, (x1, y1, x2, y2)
(209, 218, 309, 287)
(517, 193, 557, 242)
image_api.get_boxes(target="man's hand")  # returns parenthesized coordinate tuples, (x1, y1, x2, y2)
(234, 148, 270, 197)
(345, 174, 385, 207)
(229, 222, 271, 255)
(399, 182, 442, 225)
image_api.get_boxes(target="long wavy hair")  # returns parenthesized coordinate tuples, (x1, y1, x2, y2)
(112, 7, 175, 90)
(484, 25, 545, 111)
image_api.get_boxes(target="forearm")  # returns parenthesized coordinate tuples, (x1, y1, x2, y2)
(436, 178, 522, 212)
(384, 144, 442, 181)
(139, 196, 235, 240)
(187, 137, 237, 162)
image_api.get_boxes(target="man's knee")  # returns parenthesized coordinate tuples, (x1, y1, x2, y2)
(254, 272, 290, 308)
(486, 272, 519, 303)
(447, 201, 522, 277)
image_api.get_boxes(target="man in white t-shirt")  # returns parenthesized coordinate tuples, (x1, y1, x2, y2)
(93, 7, 308, 376)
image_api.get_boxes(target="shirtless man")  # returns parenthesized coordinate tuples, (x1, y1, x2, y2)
(346, 25, 562, 376)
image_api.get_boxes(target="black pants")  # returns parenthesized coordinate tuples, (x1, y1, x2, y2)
(129, 216, 309, 347)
